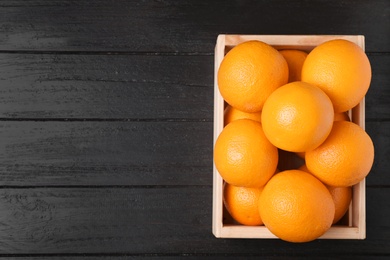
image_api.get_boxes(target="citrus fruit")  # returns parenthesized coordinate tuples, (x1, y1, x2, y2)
(258, 170, 335, 243)
(279, 49, 308, 82)
(306, 121, 374, 187)
(218, 40, 288, 112)
(334, 112, 350, 122)
(224, 105, 261, 126)
(214, 119, 278, 188)
(261, 81, 334, 152)
(298, 164, 352, 224)
(223, 183, 264, 226)
(327, 185, 352, 224)
(301, 39, 371, 113)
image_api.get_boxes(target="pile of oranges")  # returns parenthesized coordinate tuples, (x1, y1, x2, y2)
(214, 39, 374, 243)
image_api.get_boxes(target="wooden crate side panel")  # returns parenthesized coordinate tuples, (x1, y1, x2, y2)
(212, 35, 226, 237)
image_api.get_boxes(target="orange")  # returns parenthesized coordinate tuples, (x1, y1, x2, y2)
(261, 81, 334, 152)
(214, 119, 278, 188)
(223, 183, 264, 226)
(327, 185, 352, 224)
(298, 164, 352, 224)
(279, 49, 308, 82)
(259, 170, 335, 243)
(301, 39, 371, 113)
(224, 105, 261, 126)
(334, 112, 350, 122)
(294, 113, 349, 162)
(306, 121, 374, 187)
(218, 40, 288, 112)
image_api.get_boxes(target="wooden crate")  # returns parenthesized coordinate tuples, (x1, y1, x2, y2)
(213, 35, 366, 239)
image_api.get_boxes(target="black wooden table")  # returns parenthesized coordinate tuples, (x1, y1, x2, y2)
(0, 1, 389, 258)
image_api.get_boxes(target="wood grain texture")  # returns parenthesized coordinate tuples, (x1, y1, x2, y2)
(0, 53, 213, 119)
(0, 0, 389, 258)
(0, 121, 386, 187)
(0, 187, 388, 255)
(5, 255, 390, 260)
(366, 54, 390, 120)
(0, 121, 213, 186)
(0, 53, 387, 120)
(366, 121, 390, 186)
(0, 0, 389, 53)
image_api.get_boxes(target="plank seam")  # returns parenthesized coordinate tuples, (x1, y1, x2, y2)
(0, 50, 214, 56)
(0, 185, 212, 189)
(0, 50, 388, 56)
(0, 118, 386, 122)
(0, 252, 389, 257)
(0, 118, 213, 122)
(0, 185, 385, 189)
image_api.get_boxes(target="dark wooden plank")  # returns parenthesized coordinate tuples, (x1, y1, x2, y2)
(0, 53, 387, 120)
(6, 253, 389, 260)
(4, 253, 389, 260)
(0, 186, 388, 256)
(0, 0, 389, 53)
(5, 256, 389, 260)
(366, 54, 390, 120)
(0, 121, 213, 186)
(0, 53, 213, 119)
(0, 120, 387, 186)
(366, 121, 390, 186)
